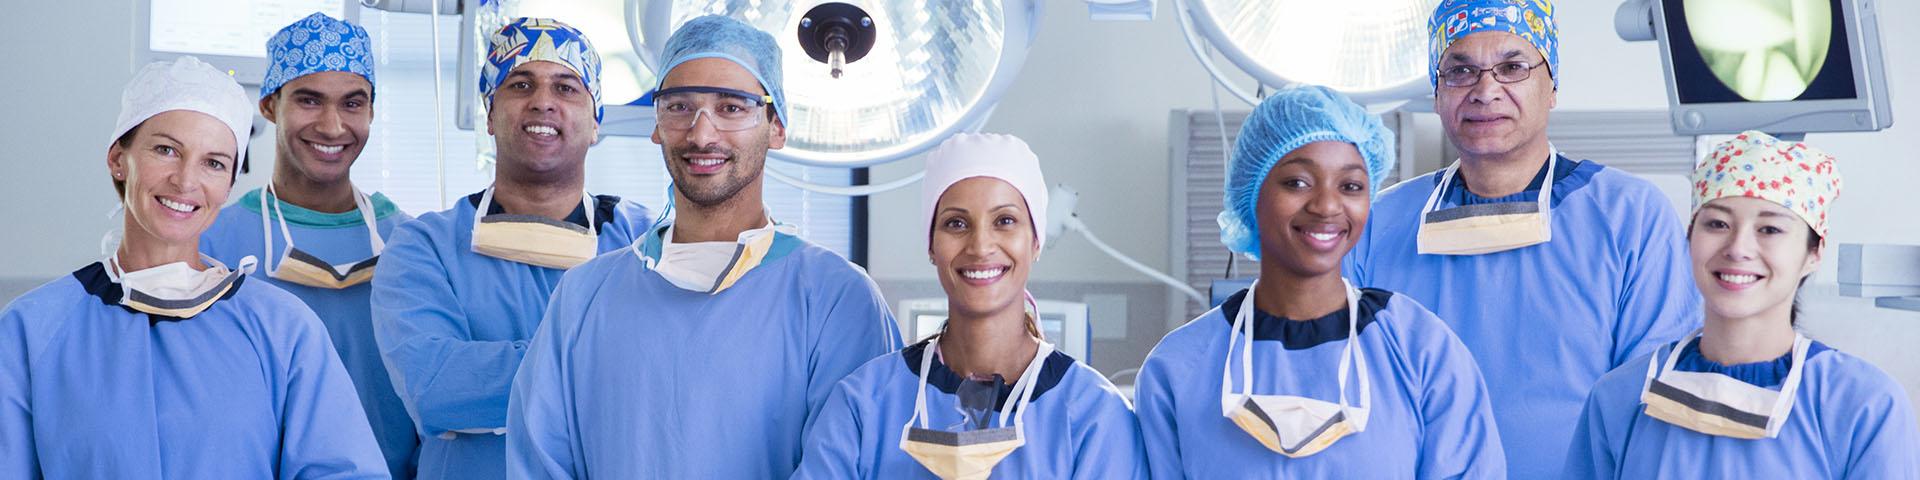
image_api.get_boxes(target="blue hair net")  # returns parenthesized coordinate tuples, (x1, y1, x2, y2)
(1218, 85, 1396, 260)
(656, 15, 787, 128)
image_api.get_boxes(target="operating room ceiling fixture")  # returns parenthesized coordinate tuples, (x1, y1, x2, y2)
(1176, 0, 1441, 106)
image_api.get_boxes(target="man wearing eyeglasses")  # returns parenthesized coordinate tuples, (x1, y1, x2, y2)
(504, 15, 901, 479)
(1342, 1, 1699, 477)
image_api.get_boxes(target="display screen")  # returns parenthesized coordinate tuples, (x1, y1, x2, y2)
(1663, 0, 1857, 104)
(150, 0, 345, 58)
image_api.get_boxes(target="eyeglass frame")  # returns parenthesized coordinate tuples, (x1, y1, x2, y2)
(1434, 61, 1549, 88)
(651, 85, 776, 132)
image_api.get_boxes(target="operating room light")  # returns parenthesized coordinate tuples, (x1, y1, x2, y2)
(1685, 0, 1832, 102)
(643, 0, 1038, 168)
(1181, 0, 1439, 105)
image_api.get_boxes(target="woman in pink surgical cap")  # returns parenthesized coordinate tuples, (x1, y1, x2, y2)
(793, 133, 1146, 479)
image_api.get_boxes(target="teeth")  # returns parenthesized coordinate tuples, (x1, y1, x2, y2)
(1307, 232, 1339, 242)
(157, 197, 196, 213)
(310, 142, 344, 154)
(961, 267, 1007, 280)
(691, 158, 724, 167)
(525, 125, 557, 136)
(1718, 273, 1760, 285)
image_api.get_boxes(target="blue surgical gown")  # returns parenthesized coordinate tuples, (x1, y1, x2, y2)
(0, 262, 388, 479)
(505, 225, 901, 479)
(1344, 155, 1700, 478)
(1135, 287, 1506, 478)
(1566, 338, 1920, 479)
(791, 340, 1146, 479)
(202, 188, 419, 479)
(371, 190, 650, 480)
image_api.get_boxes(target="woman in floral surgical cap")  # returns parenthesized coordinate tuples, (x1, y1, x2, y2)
(1566, 132, 1920, 478)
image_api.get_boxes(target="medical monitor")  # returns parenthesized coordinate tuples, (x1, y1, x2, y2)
(896, 298, 1091, 362)
(1651, 0, 1892, 135)
(140, 0, 359, 84)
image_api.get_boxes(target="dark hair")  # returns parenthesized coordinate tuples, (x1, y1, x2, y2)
(1792, 226, 1823, 325)
(109, 121, 245, 197)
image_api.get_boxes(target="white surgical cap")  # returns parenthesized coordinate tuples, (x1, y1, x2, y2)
(111, 56, 254, 160)
(921, 133, 1050, 255)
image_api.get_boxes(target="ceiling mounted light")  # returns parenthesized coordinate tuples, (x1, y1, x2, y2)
(640, 0, 1041, 167)
(1177, 0, 1439, 105)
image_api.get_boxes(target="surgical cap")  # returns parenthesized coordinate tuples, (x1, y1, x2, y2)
(260, 12, 374, 100)
(111, 56, 254, 162)
(656, 15, 788, 128)
(1218, 85, 1396, 260)
(1429, 0, 1559, 89)
(1691, 131, 1842, 238)
(482, 17, 604, 123)
(922, 133, 1050, 254)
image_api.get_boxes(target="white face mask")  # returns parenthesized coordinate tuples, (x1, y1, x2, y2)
(1220, 278, 1371, 458)
(1640, 328, 1811, 439)
(470, 186, 598, 270)
(106, 254, 256, 318)
(899, 336, 1051, 480)
(260, 184, 384, 289)
(1416, 151, 1558, 256)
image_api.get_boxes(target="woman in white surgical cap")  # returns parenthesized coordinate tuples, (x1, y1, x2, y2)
(792, 133, 1147, 479)
(1565, 132, 1920, 478)
(1134, 85, 1505, 478)
(0, 56, 386, 478)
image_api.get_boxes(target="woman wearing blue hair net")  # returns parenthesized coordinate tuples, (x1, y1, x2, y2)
(1133, 85, 1506, 477)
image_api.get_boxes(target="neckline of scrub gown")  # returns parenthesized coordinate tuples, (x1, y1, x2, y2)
(1669, 338, 1833, 388)
(1214, 287, 1392, 348)
(75, 261, 249, 323)
(900, 339, 1075, 411)
(465, 190, 621, 229)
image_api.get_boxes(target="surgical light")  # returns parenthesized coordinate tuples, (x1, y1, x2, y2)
(641, 0, 1041, 168)
(1177, 0, 1440, 106)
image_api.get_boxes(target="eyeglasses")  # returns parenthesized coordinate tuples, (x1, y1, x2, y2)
(1436, 61, 1547, 88)
(653, 86, 773, 132)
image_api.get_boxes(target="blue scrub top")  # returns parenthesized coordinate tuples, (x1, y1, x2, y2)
(371, 190, 650, 480)
(1567, 338, 1920, 479)
(202, 188, 419, 479)
(1135, 287, 1506, 478)
(792, 339, 1147, 479)
(1344, 156, 1701, 478)
(0, 262, 388, 479)
(505, 225, 902, 479)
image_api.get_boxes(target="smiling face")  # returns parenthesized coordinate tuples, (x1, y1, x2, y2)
(930, 177, 1038, 320)
(487, 60, 598, 181)
(1433, 31, 1556, 160)
(261, 71, 373, 187)
(1689, 196, 1822, 323)
(107, 110, 239, 248)
(652, 58, 785, 208)
(1254, 140, 1372, 279)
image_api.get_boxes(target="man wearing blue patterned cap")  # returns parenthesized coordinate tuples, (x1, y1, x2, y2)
(370, 17, 653, 480)
(505, 15, 900, 478)
(1343, 0, 1700, 476)
(197, 11, 421, 479)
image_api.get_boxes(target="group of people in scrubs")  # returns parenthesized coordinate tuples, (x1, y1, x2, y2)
(2, 0, 1917, 478)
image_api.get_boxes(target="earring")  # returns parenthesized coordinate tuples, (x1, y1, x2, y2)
(113, 172, 123, 179)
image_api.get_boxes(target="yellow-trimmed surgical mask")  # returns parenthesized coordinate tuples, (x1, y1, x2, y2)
(470, 186, 598, 270)
(899, 335, 1051, 480)
(106, 253, 256, 319)
(1220, 278, 1371, 458)
(640, 218, 796, 295)
(1416, 152, 1558, 256)
(259, 184, 383, 289)
(1640, 328, 1810, 439)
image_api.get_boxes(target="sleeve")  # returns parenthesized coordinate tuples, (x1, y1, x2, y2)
(1838, 373, 1920, 479)
(1070, 385, 1149, 480)
(1133, 355, 1185, 479)
(506, 274, 585, 480)
(275, 301, 390, 479)
(1610, 187, 1701, 367)
(790, 380, 867, 480)
(1411, 328, 1507, 479)
(371, 222, 528, 436)
(1561, 356, 1649, 480)
(799, 268, 902, 442)
(1562, 386, 1619, 480)
(0, 305, 41, 479)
